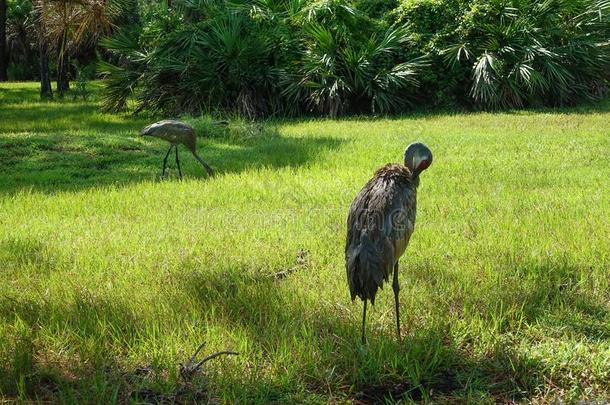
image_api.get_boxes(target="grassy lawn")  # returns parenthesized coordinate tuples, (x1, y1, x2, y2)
(0, 82, 609, 403)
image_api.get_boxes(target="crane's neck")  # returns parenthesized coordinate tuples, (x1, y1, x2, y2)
(411, 174, 420, 188)
(190, 150, 214, 176)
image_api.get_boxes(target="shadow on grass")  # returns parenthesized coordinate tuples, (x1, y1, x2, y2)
(0, 129, 344, 195)
(178, 257, 607, 402)
(0, 247, 606, 402)
(270, 96, 610, 126)
(408, 257, 609, 341)
(0, 289, 144, 402)
(488, 259, 608, 341)
(0, 238, 54, 274)
(0, 82, 104, 105)
(0, 103, 143, 134)
(0, 86, 43, 104)
(0, 95, 345, 195)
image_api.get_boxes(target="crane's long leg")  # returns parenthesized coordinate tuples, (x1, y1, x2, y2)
(175, 145, 182, 179)
(162, 145, 173, 177)
(393, 262, 401, 341)
(361, 300, 367, 344)
(192, 151, 214, 177)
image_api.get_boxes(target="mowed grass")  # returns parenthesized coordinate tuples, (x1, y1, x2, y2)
(0, 82, 609, 403)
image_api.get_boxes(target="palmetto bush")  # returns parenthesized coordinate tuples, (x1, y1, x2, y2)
(98, 0, 609, 115)
(441, 0, 610, 108)
(99, 0, 426, 116)
(283, 19, 427, 116)
(100, 1, 286, 116)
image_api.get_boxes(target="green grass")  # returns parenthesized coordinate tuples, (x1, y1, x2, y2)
(0, 82, 609, 403)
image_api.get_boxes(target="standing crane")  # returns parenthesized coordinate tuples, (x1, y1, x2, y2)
(140, 120, 214, 179)
(345, 142, 433, 343)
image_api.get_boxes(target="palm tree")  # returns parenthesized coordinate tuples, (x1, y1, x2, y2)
(36, 0, 124, 97)
(6, 0, 35, 75)
(30, 0, 53, 98)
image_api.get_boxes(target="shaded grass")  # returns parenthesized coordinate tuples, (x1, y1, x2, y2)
(0, 82, 609, 403)
(0, 85, 343, 195)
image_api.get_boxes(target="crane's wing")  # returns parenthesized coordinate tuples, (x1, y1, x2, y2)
(345, 165, 417, 303)
(141, 120, 193, 136)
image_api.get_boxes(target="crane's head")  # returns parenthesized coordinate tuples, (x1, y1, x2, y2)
(139, 122, 161, 137)
(404, 142, 433, 177)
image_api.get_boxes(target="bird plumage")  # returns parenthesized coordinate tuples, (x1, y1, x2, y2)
(345, 142, 432, 342)
(346, 164, 417, 304)
(140, 120, 198, 152)
(140, 120, 214, 178)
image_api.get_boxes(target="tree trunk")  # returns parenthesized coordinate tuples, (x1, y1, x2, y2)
(0, 0, 8, 81)
(39, 39, 52, 99)
(57, 53, 70, 95)
(31, 1, 52, 98)
(33, 0, 52, 98)
(56, 32, 70, 97)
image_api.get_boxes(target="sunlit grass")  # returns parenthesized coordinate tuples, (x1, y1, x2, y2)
(0, 82, 609, 403)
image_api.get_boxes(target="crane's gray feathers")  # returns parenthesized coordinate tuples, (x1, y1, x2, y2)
(346, 164, 418, 304)
(140, 119, 214, 176)
(140, 120, 198, 152)
(140, 120, 194, 137)
(346, 144, 431, 342)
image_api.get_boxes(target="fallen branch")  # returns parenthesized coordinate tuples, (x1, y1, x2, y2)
(180, 342, 239, 382)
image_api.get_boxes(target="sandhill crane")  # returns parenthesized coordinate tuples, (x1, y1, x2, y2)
(140, 120, 214, 179)
(345, 142, 433, 343)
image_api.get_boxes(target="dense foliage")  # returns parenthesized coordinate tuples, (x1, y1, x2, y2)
(4, 0, 35, 80)
(2, 0, 609, 113)
(437, 0, 610, 108)
(98, 0, 609, 116)
(99, 1, 429, 116)
(0, 0, 137, 95)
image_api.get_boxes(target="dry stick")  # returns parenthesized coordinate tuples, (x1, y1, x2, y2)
(190, 351, 240, 371)
(184, 341, 207, 366)
(180, 342, 239, 380)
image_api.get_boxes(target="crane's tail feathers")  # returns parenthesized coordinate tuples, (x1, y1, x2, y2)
(346, 249, 360, 301)
(347, 232, 394, 305)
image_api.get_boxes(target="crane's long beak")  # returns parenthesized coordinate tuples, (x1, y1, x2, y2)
(139, 125, 152, 136)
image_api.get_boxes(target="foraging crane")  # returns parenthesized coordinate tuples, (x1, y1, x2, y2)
(345, 142, 433, 343)
(140, 120, 214, 179)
